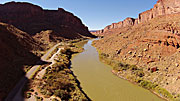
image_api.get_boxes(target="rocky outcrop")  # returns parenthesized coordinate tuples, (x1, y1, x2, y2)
(95, 0, 180, 35)
(138, 0, 180, 23)
(103, 18, 135, 32)
(0, 2, 95, 39)
(33, 30, 64, 45)
(95, 17, 136, 34)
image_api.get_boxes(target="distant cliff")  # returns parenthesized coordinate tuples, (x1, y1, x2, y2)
(95, 0, 180, 35)
(0, 2, 95, 39)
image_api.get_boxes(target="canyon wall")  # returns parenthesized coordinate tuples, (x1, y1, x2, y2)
(0, 2, 95, 39)
(96, 0, 180, 35)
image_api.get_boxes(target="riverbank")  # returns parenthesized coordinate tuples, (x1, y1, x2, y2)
(23, 39, 90, 101)
(71, 39, 162, 101)
(92, 41, 175, 100)
(111, 69, 168, 101)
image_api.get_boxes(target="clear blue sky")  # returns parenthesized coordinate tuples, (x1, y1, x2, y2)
(0, 0, 157, 30)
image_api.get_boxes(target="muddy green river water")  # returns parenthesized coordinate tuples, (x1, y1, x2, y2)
(71, 40, 163, 101)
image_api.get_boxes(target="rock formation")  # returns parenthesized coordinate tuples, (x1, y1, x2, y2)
(0, 1, 95, 39)
(93, 13, 180, 99)
(33, 30, 64, 45)
(93, 0, 180, 99)
(95, 0, 180, 35)
(0, 2, 96, 99)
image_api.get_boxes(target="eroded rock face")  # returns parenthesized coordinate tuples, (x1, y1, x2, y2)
(93, 13, 180, 97)
(92, 0, 180, 99)
(95, 17, 136, 35)
(103, 18, 135, 32)
(138, 0, 180, 23)
(95, 0, 180, 35)
(0, 2, 95, 39)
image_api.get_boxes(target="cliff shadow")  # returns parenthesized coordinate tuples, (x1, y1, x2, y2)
(0, 51, 49, 101)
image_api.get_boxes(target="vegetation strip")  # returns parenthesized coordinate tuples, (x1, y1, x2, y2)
(95, 48, 175, 100)
(24, 39, 91, 101)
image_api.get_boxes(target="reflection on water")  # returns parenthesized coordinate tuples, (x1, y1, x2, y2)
(71, 40, 163, 101)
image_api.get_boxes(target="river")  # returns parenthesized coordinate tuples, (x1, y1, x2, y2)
(71, 39, 163, 101)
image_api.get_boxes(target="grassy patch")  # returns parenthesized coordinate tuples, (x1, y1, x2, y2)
(155, 86, 174, 99)
(99, 52, 174, 100)
(100, 52, 145, 78)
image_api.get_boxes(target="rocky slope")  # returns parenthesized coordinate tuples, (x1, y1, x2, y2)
(0, 22, 41, 99)
(0, 1, 95, 39)
(95, 0, 180, 35)
(93, 0, 180, 100)
(33, 30, 64, 50)
(94, 13, 180, 100)
(0, 2, 96, 100)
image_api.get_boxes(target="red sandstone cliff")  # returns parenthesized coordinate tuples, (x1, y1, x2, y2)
(0, 2, 95, 39)
(95, 0, 180, 35)
(93, 0, 180, 99)
(93, 13, 180, 100)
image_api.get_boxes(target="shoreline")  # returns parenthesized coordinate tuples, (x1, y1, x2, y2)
(69, 68, 92, 101)
(69, 39, 91, 100)
(111, 70, 167, 101)
(92, 40, 172, 101)
(23, 39, 91, 100)
(48, 39, 91, 100)
(98, 55, 171, 100)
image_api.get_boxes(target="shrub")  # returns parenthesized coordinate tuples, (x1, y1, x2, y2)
(52, 98, 59, 101)
(40, 89, 47, 95)
(129, 65, 138, 70)
(156, 87, 173, 99)
(134, 70, 144, 77)
(60, 48, 72, 55)
(26, 92, 31, 98)
(51, 63, 65, 72)
(29, 89, 34, 92)
(46, 90, 53, 96)
(113, 66, 121, 71)
(54, 89, 70, 100)
(54, 89, 62, 97)
(139, 80, 157, 90)
(100, 53, 109, 58)
(121, 64, 130, 70)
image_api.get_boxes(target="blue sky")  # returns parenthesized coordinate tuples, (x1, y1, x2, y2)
(0, 0, 157, 30)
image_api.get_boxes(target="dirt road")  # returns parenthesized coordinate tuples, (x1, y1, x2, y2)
(5, 43, 61, 101)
